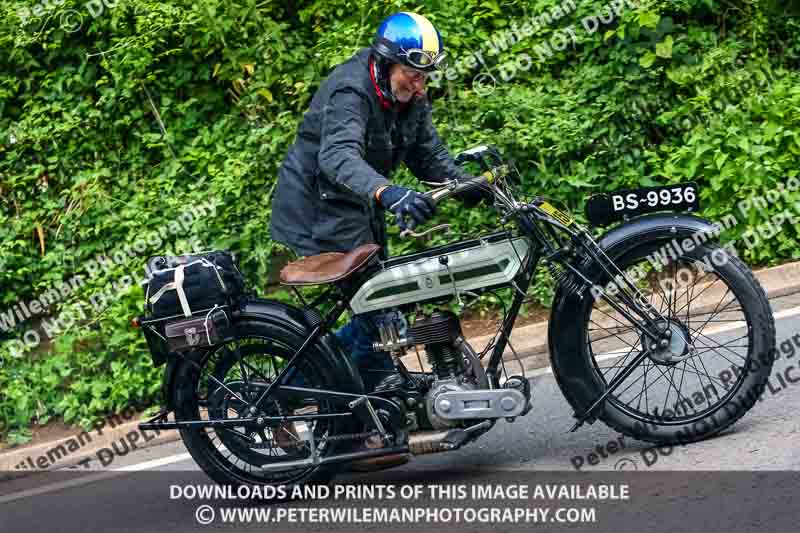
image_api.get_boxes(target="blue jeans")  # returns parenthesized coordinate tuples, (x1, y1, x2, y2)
(284, 312, 395, 391)
(333, 312, 395, 391)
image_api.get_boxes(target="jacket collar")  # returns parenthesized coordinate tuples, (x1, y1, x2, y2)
(366, 52, 418, 113)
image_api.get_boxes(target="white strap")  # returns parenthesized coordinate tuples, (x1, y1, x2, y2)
(203, 305, 220, 345)
(174, 264, 192, 317)
(148, 282, 173, 304)
(147, 261, 222, 315)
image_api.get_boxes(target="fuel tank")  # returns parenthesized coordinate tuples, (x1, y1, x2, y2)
(350, 234, 530, 314)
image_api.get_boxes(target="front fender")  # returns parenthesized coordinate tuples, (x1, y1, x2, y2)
(548, 212, 722, 421)
(595, 212, 721, 259)
(161, 297, 365, 411)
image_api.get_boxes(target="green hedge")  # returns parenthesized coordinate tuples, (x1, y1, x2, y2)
(1, 0, 799, 444)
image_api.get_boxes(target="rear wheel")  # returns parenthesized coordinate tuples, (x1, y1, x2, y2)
(566, 241, 775, 444)
(173, 319, 358, 492)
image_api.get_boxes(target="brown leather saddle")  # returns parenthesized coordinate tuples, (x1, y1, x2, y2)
(279, 243, 382, 286)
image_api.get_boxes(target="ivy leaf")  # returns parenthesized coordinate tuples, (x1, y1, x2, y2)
(657, 17, 675, 33)
(638, 12, 661, 29)
(565, 176, 599, 188)
(763, 122, 781, 140)
(258, 89, 273, 102)
(738, 137, 751, 153)
(639, 52, 657, 68)
(694, 143, 714, 158)
(686, 159, 699, 178)
(656, 36, 674, 59)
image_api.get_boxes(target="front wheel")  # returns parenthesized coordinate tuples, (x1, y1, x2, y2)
(554, 240, 776, 445)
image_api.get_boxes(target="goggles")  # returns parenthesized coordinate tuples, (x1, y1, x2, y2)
(398, 48, 448, 70)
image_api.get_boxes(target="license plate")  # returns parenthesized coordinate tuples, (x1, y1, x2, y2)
(585, 182, 700, 226)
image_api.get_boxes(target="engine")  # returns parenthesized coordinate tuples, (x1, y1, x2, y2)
(408, 310, 486, 429)
(372, 309, 531, 432)
(410, 310, 464, 379)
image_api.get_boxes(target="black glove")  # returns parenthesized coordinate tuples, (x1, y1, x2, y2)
(378, 185, 436, 231)
(454, 176, 494, 208)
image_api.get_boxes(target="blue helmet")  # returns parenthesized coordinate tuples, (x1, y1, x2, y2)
(372, 12, 447, 72)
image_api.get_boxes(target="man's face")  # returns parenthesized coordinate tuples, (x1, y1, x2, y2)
(389, 64, 428, 103)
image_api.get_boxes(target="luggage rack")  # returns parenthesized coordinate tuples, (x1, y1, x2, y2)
(136, 304, 234, 366)
(137, 304, 232, 340)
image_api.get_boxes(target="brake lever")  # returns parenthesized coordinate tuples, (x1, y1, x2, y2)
(399, 223, 453, 239)
(420, 179, 455, 188)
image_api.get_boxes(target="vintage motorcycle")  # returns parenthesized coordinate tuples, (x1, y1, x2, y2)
(136, 145, 775, 489)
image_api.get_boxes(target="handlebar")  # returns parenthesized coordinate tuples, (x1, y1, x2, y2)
(425, 175, 486, 205)
(399, 165, 508, 239)
(423, 165, 507, 206)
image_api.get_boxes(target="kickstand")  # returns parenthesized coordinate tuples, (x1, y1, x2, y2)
(144, 408, 171, 424)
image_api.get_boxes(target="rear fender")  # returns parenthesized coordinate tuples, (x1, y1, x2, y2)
(162, 298, 364, 411)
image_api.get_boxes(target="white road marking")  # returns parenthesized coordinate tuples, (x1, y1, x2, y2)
(0, 452, 195, 505)
(0, 471, 122, 505)
(775, 306, 800, 321)
(113, 452, 192, 472)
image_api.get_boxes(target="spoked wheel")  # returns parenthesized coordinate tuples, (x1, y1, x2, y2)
(579, 241, 775, 444)
(173, 320, 359, 491)
(205, 342, 320, 466)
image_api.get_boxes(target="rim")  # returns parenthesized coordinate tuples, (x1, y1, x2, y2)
(190, 335, 335, 484)
(584, 247, 755, 426)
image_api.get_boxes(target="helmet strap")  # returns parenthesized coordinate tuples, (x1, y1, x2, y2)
(369, 55, 395, 110)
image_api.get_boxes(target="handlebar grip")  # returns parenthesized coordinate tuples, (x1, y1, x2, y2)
(425, 171, 494, 206)
(404, 167, 502, 239)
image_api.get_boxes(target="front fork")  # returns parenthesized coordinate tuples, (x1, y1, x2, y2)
(507, 214, 675, 427)
(557, 232, 682, 427)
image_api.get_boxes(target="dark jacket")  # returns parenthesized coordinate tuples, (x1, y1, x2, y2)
(269, 47, 469, 259)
